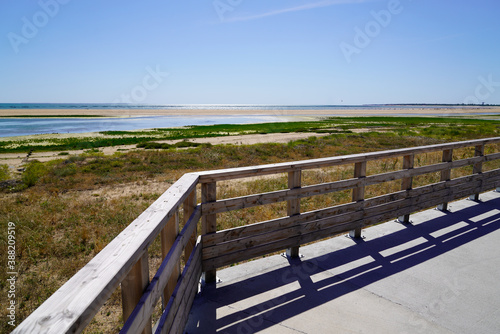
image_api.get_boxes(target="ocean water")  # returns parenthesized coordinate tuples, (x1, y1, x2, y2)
(0, 103, 469, 111)
(0, 103, 372, 110)
(0, 103, 496, 137)
(0, 103, 372, 138)
(0, 115, 287, 138)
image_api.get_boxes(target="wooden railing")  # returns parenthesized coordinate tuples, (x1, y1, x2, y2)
(14, 137, 500, 334)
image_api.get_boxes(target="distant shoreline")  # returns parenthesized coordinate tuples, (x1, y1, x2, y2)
(1, 106, 500, 117)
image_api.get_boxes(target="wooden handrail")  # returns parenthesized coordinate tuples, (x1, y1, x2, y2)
(13, 173, 199, 334)
(196, 137, 500, 182)
(200, 153, 500, 216)
(14, 137, 500, 334)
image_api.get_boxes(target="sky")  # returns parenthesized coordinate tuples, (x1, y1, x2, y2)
(0, 0, 499, 105)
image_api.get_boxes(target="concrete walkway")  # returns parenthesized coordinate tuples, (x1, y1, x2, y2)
(185, 191, 500, 334)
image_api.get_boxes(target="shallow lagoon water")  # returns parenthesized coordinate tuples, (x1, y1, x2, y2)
(0, 115, 286, 138)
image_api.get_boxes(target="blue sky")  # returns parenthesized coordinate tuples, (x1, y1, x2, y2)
(0, 0, 499, 105)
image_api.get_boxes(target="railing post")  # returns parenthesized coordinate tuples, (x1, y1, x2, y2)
(349, 161, 366, 238)
(160, 211, 179, 307)
(437, 149, 453, 211)
(202, 182, 217, 283)
(469, 144, 484, 201)
(121, 251, 152, 334)
(184, 190, 197, 261)
(286, 169, 302, 258)
(398, 154, 415, 223)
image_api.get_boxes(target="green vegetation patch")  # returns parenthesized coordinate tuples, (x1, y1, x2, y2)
(2, 116, 500, 154)
(137, 140, 211, 150)
(0, 164, 9, 181)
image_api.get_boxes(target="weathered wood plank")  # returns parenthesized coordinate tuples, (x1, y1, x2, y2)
(350, 161, 366, 238)
(14, 173, 199, 334)
(120, 208, 201, 334)
(196, 138, 500, 182)
(183, 190, 197, 262)
(470, 144, 485, 201)
(203, 234, 302, 271)
(286, 169, 301, 257)
(398, 154, 415, 223)
(401, 154, 414, 191)
(201, 182, 217, 283)
(485, 151, 500, 162)
(121, 251, 152, 334)
(155, 237, 202, 334)
(168, 254, 202, 334)
(202, 178, 361, 215)
(160, 212, 179, 306)
(202, 201, 362, 247)
(287, 170, 301, 216)
(202, 218, 306, 261)
(437, 149, 453, 211)
(363, 156, 484, 186)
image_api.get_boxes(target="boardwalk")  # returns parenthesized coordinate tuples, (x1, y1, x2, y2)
(186, 191, 500, 334)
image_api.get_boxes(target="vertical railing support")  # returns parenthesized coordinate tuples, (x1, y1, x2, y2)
(286, 169, 302, 258)
(437, 149, 454, 211)
(121, 251, 152, 334)
(184, 190, 197, 261)
(469, 144, 484, 201)
(202, 182, 217, 283)
(398, 154, 415, 223)
(160, 211, 179, 307)
(349, 161, 366, 238)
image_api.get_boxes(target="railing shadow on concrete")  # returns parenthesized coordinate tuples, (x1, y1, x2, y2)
(13, 137, 500, 334)
(186, 195, 500, 333)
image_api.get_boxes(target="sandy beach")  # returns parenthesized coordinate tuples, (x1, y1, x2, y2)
(1, 107, 500, 117)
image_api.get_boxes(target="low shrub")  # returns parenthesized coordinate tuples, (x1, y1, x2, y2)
(0, 164, 9, 181)
(21, 161, 47, 187)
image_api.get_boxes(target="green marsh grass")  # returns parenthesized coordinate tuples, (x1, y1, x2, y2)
(2, 116, 499, 154)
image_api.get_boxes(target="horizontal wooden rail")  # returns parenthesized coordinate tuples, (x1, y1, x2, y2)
(196, 137, 500, 182)
(203, 171, 500, 270)
(15, 137, 500, 334)
(203, 177, 500, 270)
(201, 168, 492, 248)
(201, 152, 500, 216)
